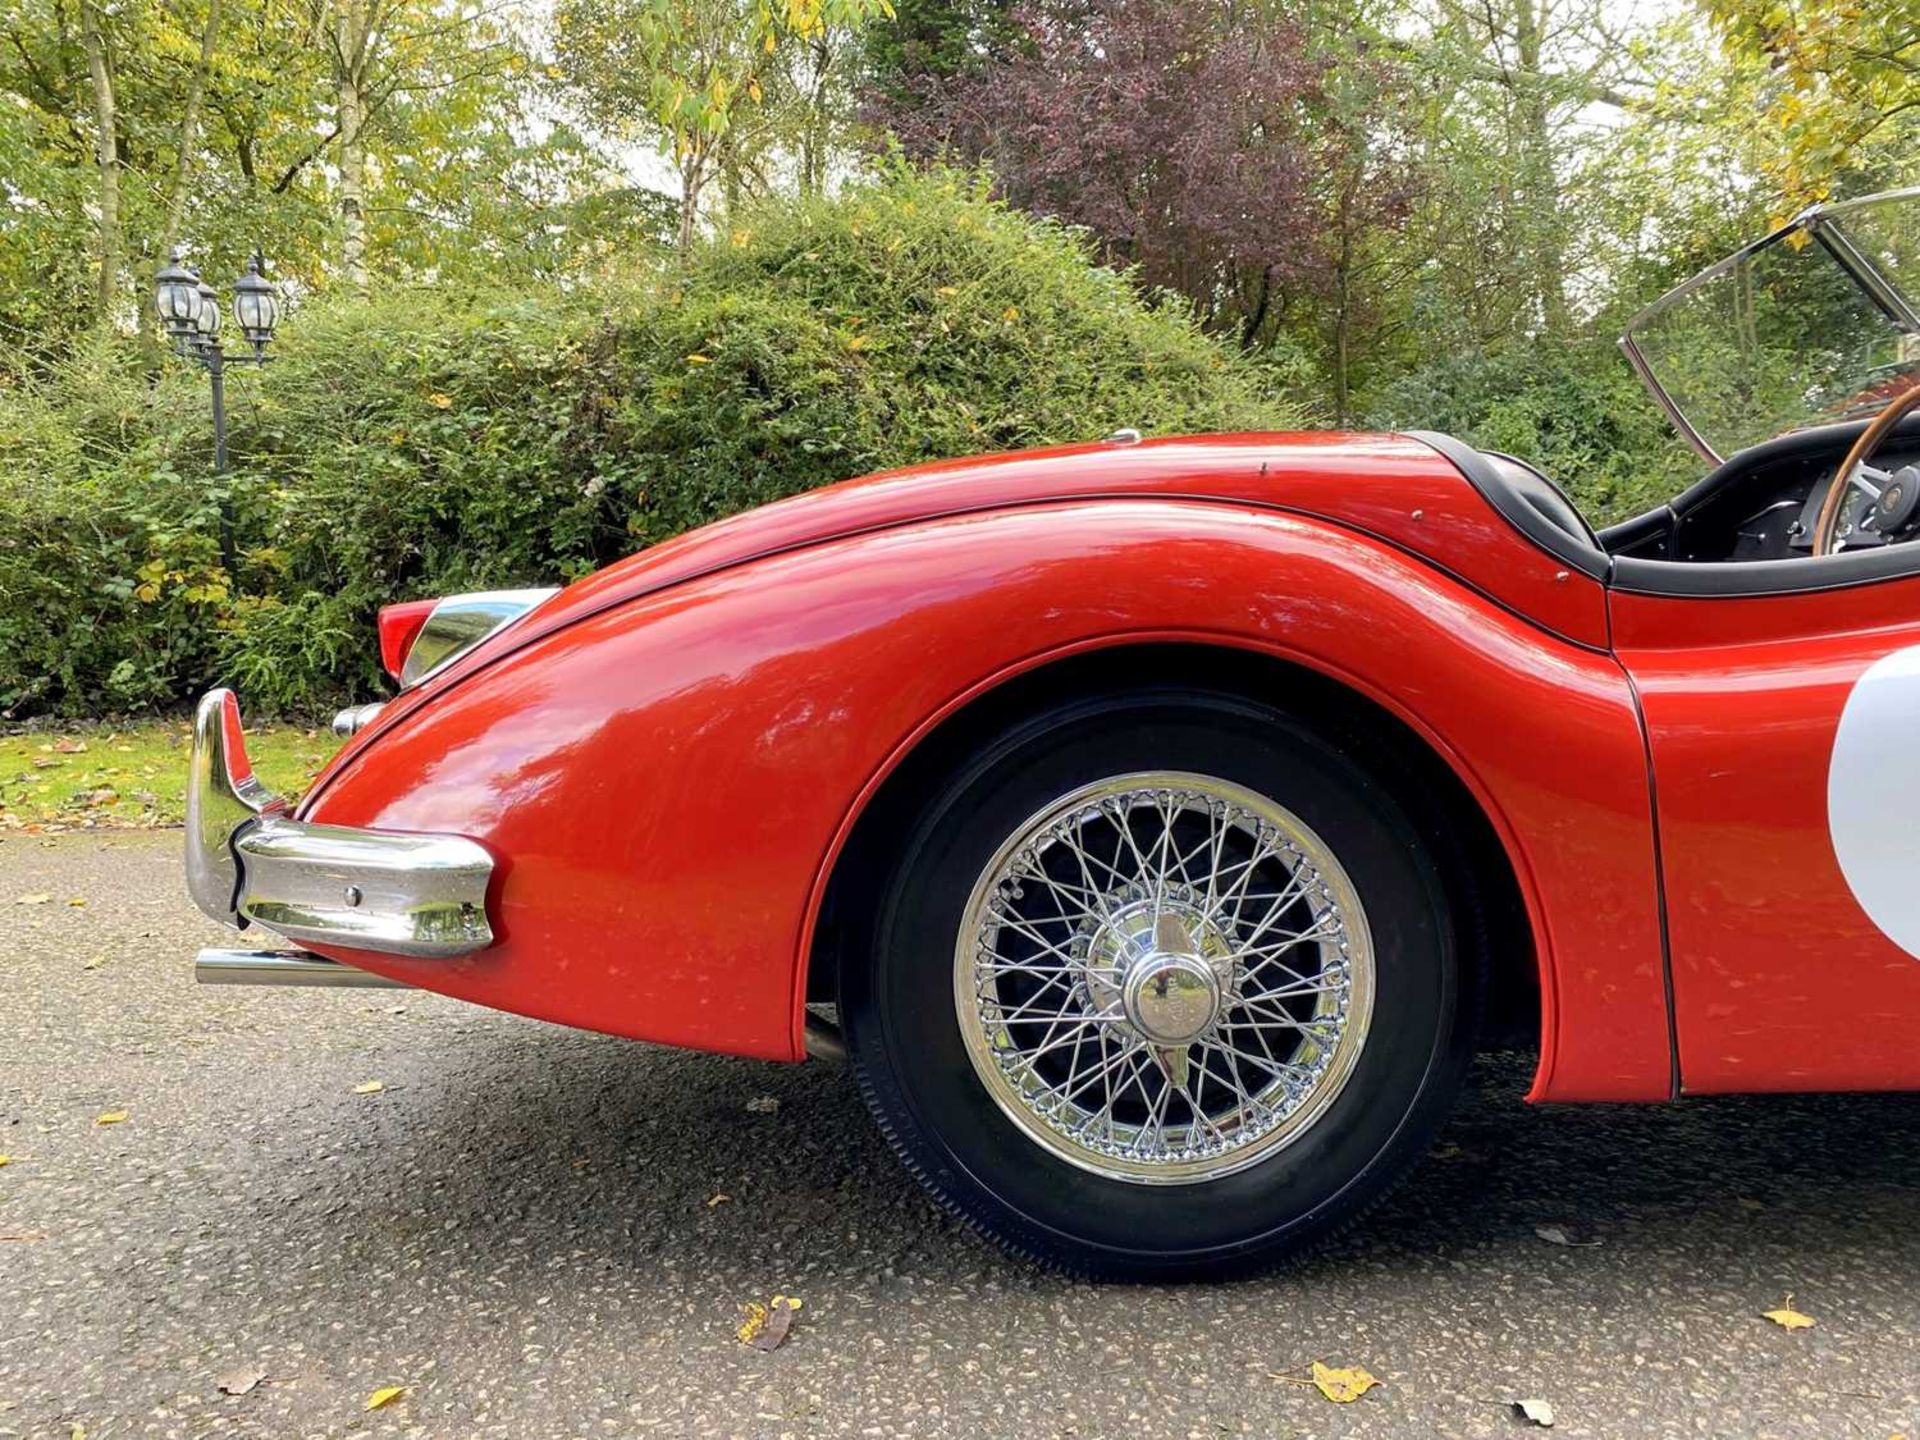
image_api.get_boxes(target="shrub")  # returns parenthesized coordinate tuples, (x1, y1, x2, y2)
(1367, 338, 1700, 524)
(0, 165, 1302, 717)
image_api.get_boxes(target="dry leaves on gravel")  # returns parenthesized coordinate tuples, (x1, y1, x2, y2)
(15, 893, 51, 905)
(1274, 1362, 1381, 1404)
(366, 1385, 407, 1410)
(1763, 1297, 1816, 1330)
(737, 1295, 803, 1351)
(1310, 1362, 1380, 1403)
(1534, 1222, 1601, 1247)
(217, 1369, 266, 1397)
(1512, 1397, 1556, 1427)
(95, 1110, 127, 1126)
(352, 1080, 385, 1095)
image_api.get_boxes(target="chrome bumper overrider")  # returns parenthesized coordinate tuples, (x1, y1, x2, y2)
(186, 689, 495, 959)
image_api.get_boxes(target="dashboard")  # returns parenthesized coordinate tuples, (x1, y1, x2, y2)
(1598, 417, 1920, 565)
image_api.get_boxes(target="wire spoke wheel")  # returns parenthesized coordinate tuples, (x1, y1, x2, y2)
(955, 771, 1375, 1184)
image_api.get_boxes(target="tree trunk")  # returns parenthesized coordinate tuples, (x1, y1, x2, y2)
(333, 0, 372, 291)
(160, 0, 221, 257)
(802, 34, 832, 196)
(1511, 0, 1570, 334)
(1332, 214, 1354, 426)
(142, 0, 222, 363)
(677, 144, 709, 253)
(79, 0, 123, 324)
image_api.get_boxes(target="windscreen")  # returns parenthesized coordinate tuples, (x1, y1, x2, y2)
(1622, 191, 1920, 462)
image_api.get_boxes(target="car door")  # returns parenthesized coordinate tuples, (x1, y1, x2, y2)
(1611, 569, 1920, 1093)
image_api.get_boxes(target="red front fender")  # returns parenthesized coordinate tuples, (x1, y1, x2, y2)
(300, 499, 1669, 1101)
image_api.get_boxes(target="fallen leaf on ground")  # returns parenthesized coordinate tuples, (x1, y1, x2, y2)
(0, 1154, 9, 1166)
(52, 739, 87, 753)
(217, 1368, 266, 1396)
(1763, 1298, 1815, 1330)
(1512, 1397, 1556, 1427)
(366, 1385, 406, 1409)
(67, 897, 86, 907)
(1311, 1361, 1379, 1403)
(744, 1095, 779, 1114)
(742, 1295, 803, 1351)
(706, 1192, 730, 1207)
(352, 1080, 384, 1095)
(83, 955, 104, 970)
(737, 1300, 768, 1344)
(95, 1110, 128, 1125)
(1534, 1222, 1601, 1247)
(0, 1230, 49, 1242)
(15, 893, 50, 905)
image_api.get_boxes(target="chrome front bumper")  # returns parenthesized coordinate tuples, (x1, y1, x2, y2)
(186, 689, 495, 959)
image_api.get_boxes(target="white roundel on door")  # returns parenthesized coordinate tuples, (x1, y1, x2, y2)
(1829, 644, 1920, 960)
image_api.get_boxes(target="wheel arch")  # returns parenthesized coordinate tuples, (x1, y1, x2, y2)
(801, 640, 1540, 1072)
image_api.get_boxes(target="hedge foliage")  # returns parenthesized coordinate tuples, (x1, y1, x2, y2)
(1366, 338, 1701, 525)
(0, 168, 1304, 717)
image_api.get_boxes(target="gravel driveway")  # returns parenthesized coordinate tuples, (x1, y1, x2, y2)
(2, 831, 1916, 1439)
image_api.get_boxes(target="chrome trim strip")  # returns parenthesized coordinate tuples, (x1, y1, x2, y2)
(235, 816, 494, 957)
(399, 588, 557, 689)
(195, 947, 412, 988)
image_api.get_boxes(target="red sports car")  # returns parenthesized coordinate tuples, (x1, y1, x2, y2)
(187, 188, 1920, 1278)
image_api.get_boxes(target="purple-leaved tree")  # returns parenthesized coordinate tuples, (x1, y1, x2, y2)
(875, 0, 1419, 399)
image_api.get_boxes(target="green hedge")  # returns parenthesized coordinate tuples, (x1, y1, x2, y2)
(0, 167, 1303, 718)
(1367, 338, 1700, 524)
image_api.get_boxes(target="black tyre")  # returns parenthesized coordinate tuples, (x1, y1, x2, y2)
(840, 686, 1474, 1280)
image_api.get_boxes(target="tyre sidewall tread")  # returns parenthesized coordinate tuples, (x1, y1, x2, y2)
(843, 687, 1473, 1279)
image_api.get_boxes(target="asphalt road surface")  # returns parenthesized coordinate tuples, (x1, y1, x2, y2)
(2, 831, 1917, 1440)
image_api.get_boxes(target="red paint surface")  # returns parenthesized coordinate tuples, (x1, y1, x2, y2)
(1613, 578, 1920, 1092)
(305, 434, 1610, 801)
(300, 493, 1671, 1101)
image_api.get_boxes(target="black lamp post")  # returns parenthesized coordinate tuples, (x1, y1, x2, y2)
(154, 250, 281, 563)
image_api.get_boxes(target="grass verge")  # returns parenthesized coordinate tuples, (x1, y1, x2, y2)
(0, 717, 335, 831)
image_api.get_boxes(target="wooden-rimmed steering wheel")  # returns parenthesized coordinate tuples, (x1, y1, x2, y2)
(1811, 378, 1920, 556)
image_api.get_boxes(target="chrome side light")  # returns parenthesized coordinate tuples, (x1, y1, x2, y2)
(330, 702, 387, 737)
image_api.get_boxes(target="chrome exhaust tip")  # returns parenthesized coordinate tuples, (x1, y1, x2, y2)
(195, 947, 410, 988)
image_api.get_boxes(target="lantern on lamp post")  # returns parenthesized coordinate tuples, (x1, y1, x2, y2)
(153, 248, 281, 478)
(153, 249, 282, 565)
